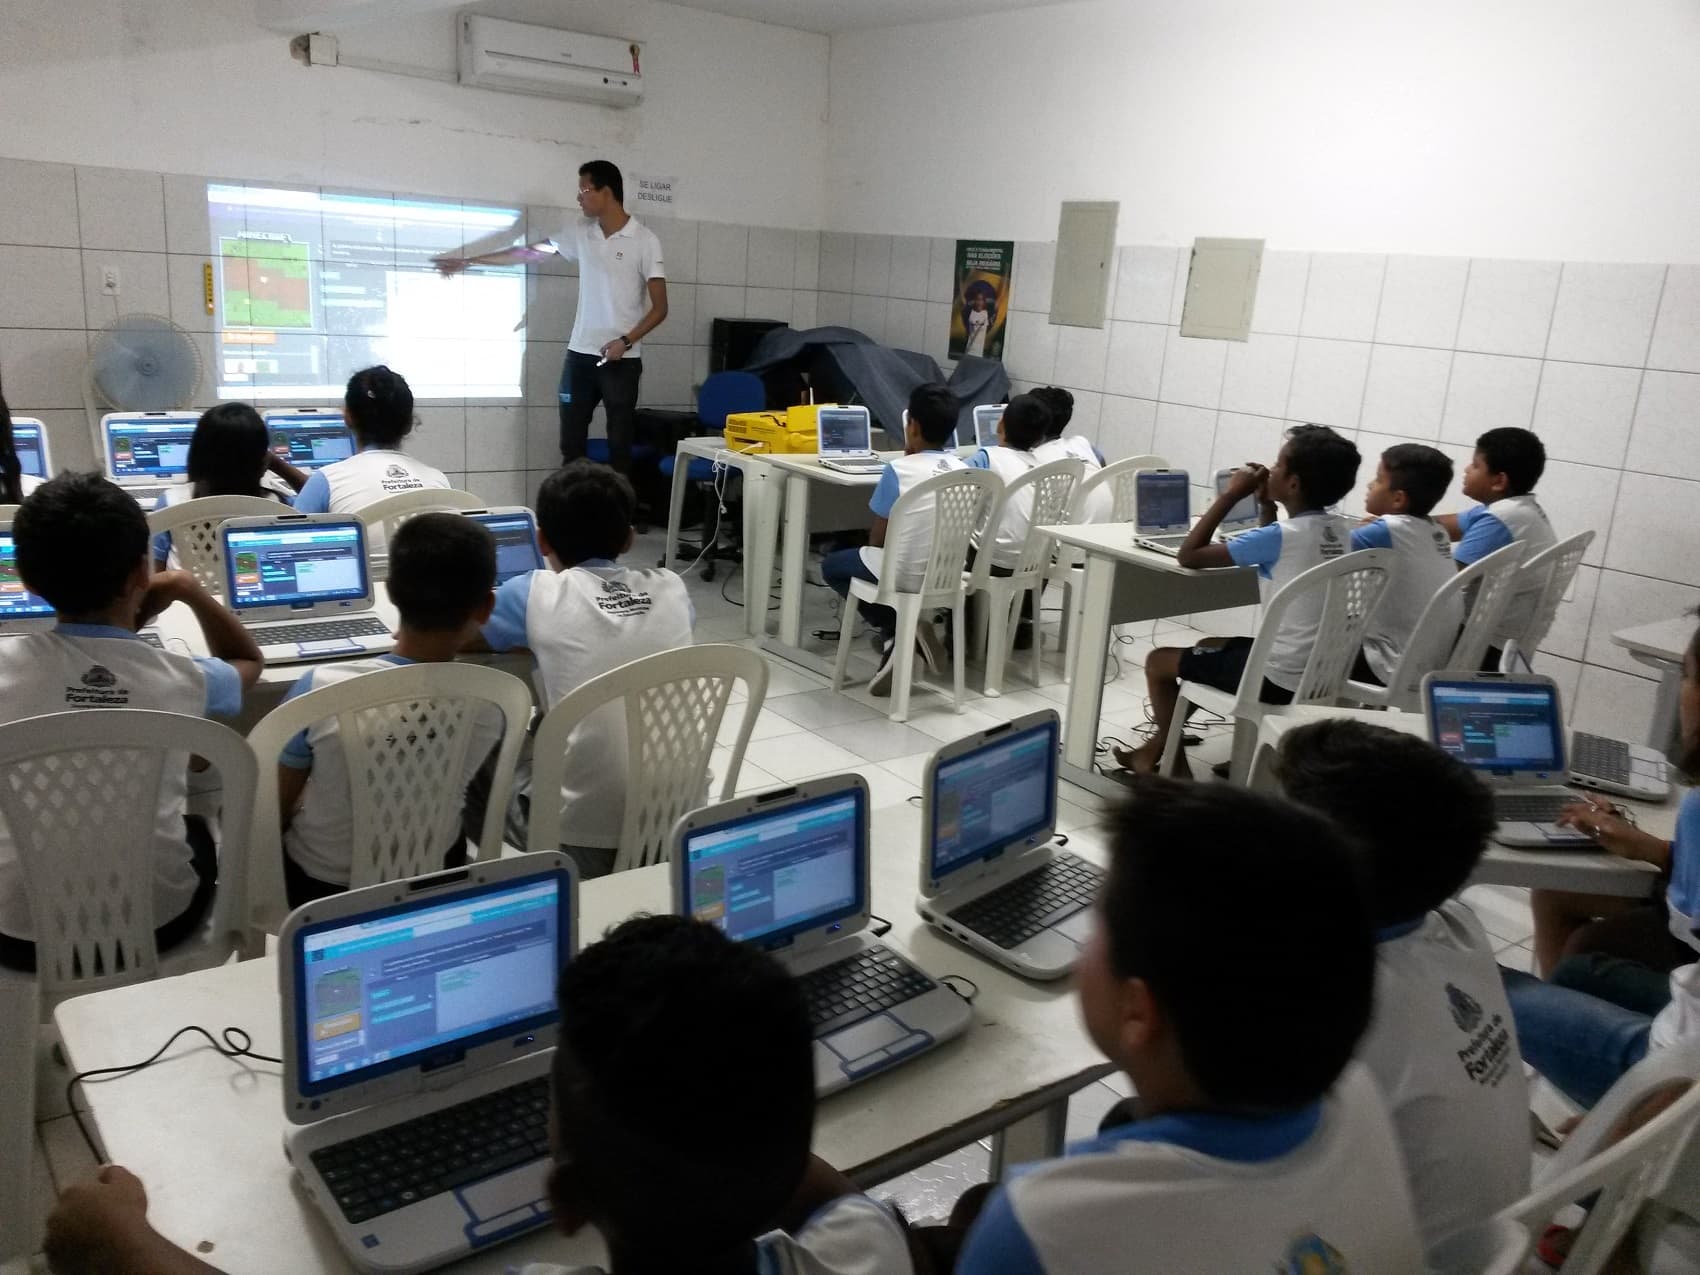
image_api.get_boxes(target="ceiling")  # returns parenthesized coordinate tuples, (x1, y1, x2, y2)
(657, 0, 1083, 34)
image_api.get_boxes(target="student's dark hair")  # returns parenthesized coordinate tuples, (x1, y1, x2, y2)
(578, 159, 624, 205)
(0, 376, 22, 505)
(1475, 426, 1546, 496)
(343, 365, 415, 448)
(1380, 443, 1453, 517)
(552, 915, 813, 1264)
(1101, 778, 1374, 1110)
(187, 403, 270, 499)
(536, 460, 634, 564)
(1282, 423, 1360, 508)
(1276, 719, 1496, 927)
(1030, 386, 1074, 437)
(13, 472, 148, 615)
(386, 513, 496, 632)
(999, 392, 1051, 451)
(907, 383, 959, 447)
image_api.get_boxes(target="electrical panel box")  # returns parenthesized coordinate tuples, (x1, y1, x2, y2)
(1049, 201, 1119, 328)
(1179, 237, 1264, 341)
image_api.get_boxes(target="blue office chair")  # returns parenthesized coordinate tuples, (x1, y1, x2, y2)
(659, 371, 765, 577)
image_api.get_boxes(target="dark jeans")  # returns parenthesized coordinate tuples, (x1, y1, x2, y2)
(821, 547, 895, 641)
(1552, 951, 1676, 1018)
(284, 835, 470, 910)
(0, 816, 218, 972)
(560, 350, 642, 474)
(1502, 965, 1652, 1109)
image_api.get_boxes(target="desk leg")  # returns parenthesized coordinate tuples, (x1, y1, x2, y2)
(1650, 662, 1684, 758)
(742, 466, 778, 637)
(989, 1101, 1068, 1179)
(777, 473, 811, 649)
(1059, 555, 1116, 797)
(661, 444, 690, 569)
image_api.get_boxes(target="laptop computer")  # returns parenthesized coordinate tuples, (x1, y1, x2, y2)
(916, 711, 1103, 981)
(816, 405, 885, 475)
(972, 403, 1003, 449)
(10, 417, 50, 481)
(264, 409, 357, 471)
(101, 411, 198, 512)
(0, 525, 54, 636)
(671, 776, 972, 1095)
(280, 855, 575, 1275)
(221, 513, 394, 663)
(1213, 467, 1260, 539)
(1132, 468, 1193, 555)
(463, 508, 545, 584)
(1423, 672, 1592, 848)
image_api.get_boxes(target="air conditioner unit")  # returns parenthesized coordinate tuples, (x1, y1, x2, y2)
(458, 15, 642, 107)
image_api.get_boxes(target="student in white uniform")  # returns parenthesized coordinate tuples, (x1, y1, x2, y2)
(1278, 718, 1529, 1261)
(478, 462, 693, 879)
(820, 383, 967, 696)
(965, 392, 1050, 649)
(152, 403, 306, 568)
(1436, 426, 1556, 668)
(275, 514, 503, 907)
(0, 473, 263, 972)
(1030, 386, 1112, 524)
(1349, 443, 1460, 687)
(1, 383, 44, 503)
(1114, 424, 1360, 778)
(944, 780, 1423, 1274)
(45, 915, 914, 1275)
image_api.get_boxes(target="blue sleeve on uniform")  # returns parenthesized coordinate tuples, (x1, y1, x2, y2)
(868, 465, 900, 518)
(294, 470, 330, 513)
(1454, 507, 1512, 565)
(1351, 519, 1393, 551)
(1094, 446, 1106, 466)
(957, 1186, 1046, 1275)
(481, 574, 532, 651)
(194, 658, 243, 719)
(967, 449, 992, 470)
(1226, 523, 1283, 578)
(277, 671, 318, 769)
(151, 529, 172, 563)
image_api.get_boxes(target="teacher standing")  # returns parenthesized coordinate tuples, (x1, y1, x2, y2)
(436, 160, 668, 474)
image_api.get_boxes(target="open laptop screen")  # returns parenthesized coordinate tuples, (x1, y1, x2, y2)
(1427, 679, 1565, 775)
(264, 411, 356, 470)
(972, 404, 1002, 448)
(818, 407, 870, 456)
(225, 520, 370, 612)
(467, 510, 544, 584)
(930, 719, 1058, 880)
(682, 789, 865, 948)
(291, 874, 569, 1095)
(1214, 469, 1258, 526)
(11, 420, 48, 478)
(105, 415, 198, 482)
(0, 531, 54, 622)
(1136, 471, 1190, 532)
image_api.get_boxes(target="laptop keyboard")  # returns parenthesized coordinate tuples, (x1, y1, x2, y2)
(1495, 794, 1573, 824)
(797, 944, 934, 1038)
(255, 615, 391, 644)
(309, 1076, 550, 1224)
(948, 852, 1103, 949)
(1571, 732, 1631, 784)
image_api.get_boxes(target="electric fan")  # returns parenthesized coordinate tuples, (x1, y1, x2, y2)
(82, 313, 205, 456)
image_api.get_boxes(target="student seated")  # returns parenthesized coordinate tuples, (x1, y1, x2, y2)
(43, 914, 915, 1275)
(152, 403, 307, 570)
(1435, 426, 1556, 668)
(1277, 718, 1529, 1261)
(820, 383, 967, 695)
(293, 366, 449, 535)
(1030, 385, 1111, 523)
(479, 462, 693, 879)
(1349, 443, 1460, 687)
(965, 391, 1051, 649)
(276, 514, 503, 908)
(949, 779, 1423, 1273)
(1, 380, 45, 504)
(1113, 424, 1360, 777)
(0, 473, 263, 971)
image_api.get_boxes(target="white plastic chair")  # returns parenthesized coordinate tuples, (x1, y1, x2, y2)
(968, 457, 1083, 697)
(1157, 549, 1395, 784)
(527, 644, 768, 874)
(1498, 1039, 1700, 1275)
(1500, 530, 1596, 667)
(353, 488, 487, 574)
(242, 662, 534, 937)
(1342, 541, 1526, 711)
(831, 468, 1000, 722)
(147, 494, 290, 596)
(1053, 454, 1167, 683)
(1427, 1217, 1531, 1275)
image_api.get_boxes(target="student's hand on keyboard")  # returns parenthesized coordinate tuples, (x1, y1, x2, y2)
(1557, 798, 1668, 865)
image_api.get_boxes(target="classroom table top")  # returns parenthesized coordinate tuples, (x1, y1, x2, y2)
(1611, 616, 1696, 666)
(1041, 521, 1256, 575)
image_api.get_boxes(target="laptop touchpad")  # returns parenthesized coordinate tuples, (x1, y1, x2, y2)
(460, 1160, 549, 1221)
(826, 1013, 906, 1060)
(1053, 908, 1093, 945)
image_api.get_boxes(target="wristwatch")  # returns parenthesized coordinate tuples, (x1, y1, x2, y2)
(618, 335, 633, 350)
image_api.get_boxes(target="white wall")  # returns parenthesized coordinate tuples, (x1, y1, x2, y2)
(0, 0, 828, 228)
(826, 0, 1700, 261)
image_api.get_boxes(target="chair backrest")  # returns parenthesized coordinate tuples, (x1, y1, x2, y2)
(1427, 1217, 1530, 1275)
(353, 488, 488, 570)
(146, 495, 291, 597)
(1500, 1039, 1700, 1275)
(870, 467, 1000, 602)
(1232, 549, 1396, 712)
(969, 458, 1083, 590)
(696, 371, 766, 429)
(1080, 454, 1167, 525)
(1379, 541, 1526, 710)
(527, 644, 768, 874)
(0, 710, 256, 1004)
(1508, 530, 1596, 660)
(243, 662, 534, 935)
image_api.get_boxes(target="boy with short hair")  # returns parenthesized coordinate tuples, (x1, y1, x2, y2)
(44, 914, 913, 1275)
(1277, 718, 1529, 1261)
(1350, 443, 1461, 686)
(1030, 385, 1111, 523)
(276, 513, 504, 907)
(0, 473, 263, 971)
(953, 779, 1423, 1273)
(1114, 424, 1360, 776)
(480, 462, 693, 879)
(821, 382, 967, 695)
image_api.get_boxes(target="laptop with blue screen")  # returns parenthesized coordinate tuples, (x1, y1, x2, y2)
(280, 854, 576, 1274)
(10, 417, 50, 480)
(221, 513, 392, 663)
(462, 508, 544, 584)
(670, 775, 971, 1095)
(1132, 468, 1194, 555)
(916, 710, 1103, 981)
(263, 408, 357, 471)
(100, 411, 198, 511)
(0, 525, 55, 636)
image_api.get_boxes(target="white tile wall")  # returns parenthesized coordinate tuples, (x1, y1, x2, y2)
(1250, 250, 1310, 335)
(1529, 360, 1641, 467)
(1219, 333, 1296, 419)
(1286, 338, 1370, 429)
(1545, 263, 1665, 367)
(1456, 259, 1563, 358)
(1299, 252, 1386, 342)
(1375, 255, 1468, 348)
(1158, 327, 1227, 409)
(0, 158, 78, 248)
(1625, 371, 1700, 481)
(1359, 344, 1451, 439)
(1649, 266, 1700, 372)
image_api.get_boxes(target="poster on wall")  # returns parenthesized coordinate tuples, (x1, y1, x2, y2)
(949, 240, 1013, 360)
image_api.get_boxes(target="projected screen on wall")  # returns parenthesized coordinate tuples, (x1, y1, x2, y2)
(208, 184, 525, 401)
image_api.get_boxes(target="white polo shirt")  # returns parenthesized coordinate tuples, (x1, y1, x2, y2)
(967, 445, 1041, 569)
(861, 449, 970, 592)
(1351, 513, 1460, 685)
(1223, 511, 1354, 691)
(1034, 435, 1110, 523)
(551, 216, 666, 358)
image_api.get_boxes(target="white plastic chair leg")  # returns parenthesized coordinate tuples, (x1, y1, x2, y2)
(890, 596, 921, 723)
(1226, 717, 1260, 785)
(831, 601, 857, 691)
(951, 600, 967, 713)
(1157, 688, 1192, 776)
(1026, 584, 1044, 689)
(983, 585, 1012, 698)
